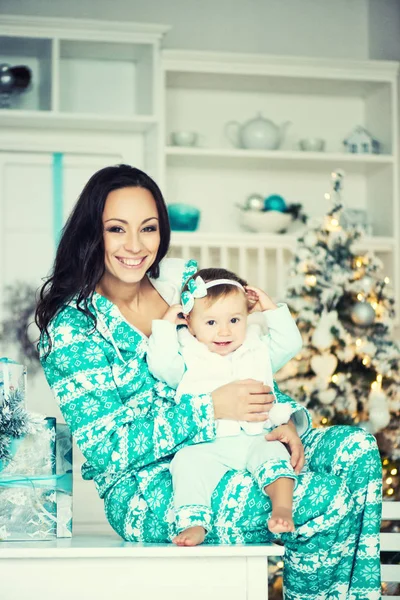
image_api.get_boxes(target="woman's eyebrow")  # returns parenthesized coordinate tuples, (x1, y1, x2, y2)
(104, 216, 159, 224)
(142, 217, 159, 224)
(104, 218, 128, 224)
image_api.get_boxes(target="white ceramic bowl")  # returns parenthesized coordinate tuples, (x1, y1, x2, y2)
(240, 210, 292, 233)
(299, 138, 325, 152)
(170, 131, 199, 147)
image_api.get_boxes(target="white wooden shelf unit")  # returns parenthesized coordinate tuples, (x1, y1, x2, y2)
(162, 50, 400, 315)
(0, 16, 169, 184)
(0, 16, 169, 122)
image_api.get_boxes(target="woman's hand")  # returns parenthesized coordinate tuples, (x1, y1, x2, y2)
(265, 421, 305, 474)
(162, 304, 187, 325)
(212, 379, 275, 422)
(245, 286, 278, 312)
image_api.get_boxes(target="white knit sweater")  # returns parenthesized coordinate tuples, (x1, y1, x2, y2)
(147, 304, 304, 437)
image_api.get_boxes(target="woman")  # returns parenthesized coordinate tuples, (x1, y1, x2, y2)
(36, 164, 382, 600)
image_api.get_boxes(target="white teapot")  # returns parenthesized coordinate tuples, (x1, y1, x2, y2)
(225, 113, 290, 150)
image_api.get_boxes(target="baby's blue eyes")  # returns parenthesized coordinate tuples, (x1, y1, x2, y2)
(206, 320, 216, 326)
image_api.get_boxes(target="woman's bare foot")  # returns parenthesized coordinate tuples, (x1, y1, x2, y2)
(172, 526, 206, 546)
(268, 507, 295, 534)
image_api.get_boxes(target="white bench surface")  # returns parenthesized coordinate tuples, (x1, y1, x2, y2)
(0, 535, 284, 558)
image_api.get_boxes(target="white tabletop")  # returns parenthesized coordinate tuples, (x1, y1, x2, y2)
(0, 535, 284, 558)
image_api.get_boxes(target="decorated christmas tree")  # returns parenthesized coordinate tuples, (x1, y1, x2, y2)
(276, 171, 400, 500)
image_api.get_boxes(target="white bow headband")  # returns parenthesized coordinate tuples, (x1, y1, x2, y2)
(181, 276, 245, 314)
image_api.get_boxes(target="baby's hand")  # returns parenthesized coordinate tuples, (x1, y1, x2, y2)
(162, 304, 187, 325)
(245, 286, 278, 312)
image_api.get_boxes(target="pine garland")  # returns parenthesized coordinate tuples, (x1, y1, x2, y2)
(0, 389, 32, 462)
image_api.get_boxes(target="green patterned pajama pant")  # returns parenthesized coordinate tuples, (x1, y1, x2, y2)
(105, 425, 382, 600)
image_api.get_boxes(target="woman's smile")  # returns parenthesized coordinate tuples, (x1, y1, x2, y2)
(115, 256, 147, 269)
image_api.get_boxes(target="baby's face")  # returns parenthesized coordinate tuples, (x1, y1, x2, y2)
(187, 290, 249, 356)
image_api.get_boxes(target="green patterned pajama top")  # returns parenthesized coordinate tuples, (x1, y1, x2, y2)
(39, 259, 382, 600)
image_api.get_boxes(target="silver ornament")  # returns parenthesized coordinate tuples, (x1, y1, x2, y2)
(244, 194, 264, 211)
(350, 301, 375, 327)
(0, 64, 14, 92)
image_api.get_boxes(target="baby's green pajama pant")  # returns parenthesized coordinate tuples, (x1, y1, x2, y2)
(170, 432, 297, 533)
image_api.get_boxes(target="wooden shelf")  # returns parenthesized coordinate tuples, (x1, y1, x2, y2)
(166, 147, 394, 172)
(0, 111, 158, 133)
(164, 50, 399, 95)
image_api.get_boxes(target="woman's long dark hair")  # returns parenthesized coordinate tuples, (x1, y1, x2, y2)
(35, 164, 170, 352)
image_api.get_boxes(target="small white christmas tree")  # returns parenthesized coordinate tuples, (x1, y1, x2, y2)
(277, 171, 400, 497)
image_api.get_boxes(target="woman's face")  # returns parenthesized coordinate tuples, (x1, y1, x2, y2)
(102, 186, 160, 285)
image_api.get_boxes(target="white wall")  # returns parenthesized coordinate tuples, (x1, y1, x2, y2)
(3, 0, 400, 60)
(368, 0, 400, 60)
(1, 0, 370, 59)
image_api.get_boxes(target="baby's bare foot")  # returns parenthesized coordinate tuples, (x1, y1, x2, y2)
(172, 526, 206, 546)
(268, 507, 295, 534)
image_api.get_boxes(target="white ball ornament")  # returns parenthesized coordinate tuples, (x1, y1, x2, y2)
(358, 340, 376, 357)
(319, 388, 337, 405)
(314, 376, 330, 391)
(312, 327, 334, 350)
(342, 346, 355, 362)
(368, 389, 388, 411)
(303, 231, 319, 246)
(350, 301, 375, 327)
(368, 409, 391, 432)
(360, 276, 374, 294)
(311, 311, 339, 350)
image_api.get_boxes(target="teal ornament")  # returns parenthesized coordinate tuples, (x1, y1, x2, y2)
(168, 203, 200, 231)
(263, 194, 287, 212)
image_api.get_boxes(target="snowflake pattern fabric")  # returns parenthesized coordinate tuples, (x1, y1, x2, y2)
(39, 259, 382, 600)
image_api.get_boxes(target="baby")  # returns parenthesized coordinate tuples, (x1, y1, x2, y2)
(147, 267, 303, 546)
